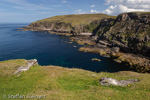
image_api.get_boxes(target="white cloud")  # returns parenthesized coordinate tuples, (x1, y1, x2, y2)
(75, 9, 87, 14)
(103, 0, 150, 15)
(13, 6, 36, 10)
(90, 10, 99, 13)
(90, 5, 95, 8)
(3, 0, 52, 10)
(62, 0, 67, 3)
(75, 9, 100, 14)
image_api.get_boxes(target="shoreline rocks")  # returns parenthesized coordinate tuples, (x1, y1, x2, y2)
(70, 35, 96, 45)
(79, 44, 150, 73)
(92, 58, 101, 62)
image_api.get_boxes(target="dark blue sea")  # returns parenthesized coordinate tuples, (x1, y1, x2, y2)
(0, 23, 128, 72)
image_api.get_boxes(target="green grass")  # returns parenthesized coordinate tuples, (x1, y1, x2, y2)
(0, 59, 150, 100)
(33, 14, 115, 27)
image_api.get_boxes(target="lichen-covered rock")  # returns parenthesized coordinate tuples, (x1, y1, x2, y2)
(95, 12, 150, 57)
(14, 59, 38, 74)
(99, 77, 139, 86)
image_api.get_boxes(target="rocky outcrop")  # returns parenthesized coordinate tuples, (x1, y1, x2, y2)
(79, 44, 150, 73)
(70, 35, 97, 45)
(14, 59, 38, 74)
(99, 77, 139, 86)
(23, 14, 113, 35)
(91, 58, 101, 62)
(94, 12, 150, 57)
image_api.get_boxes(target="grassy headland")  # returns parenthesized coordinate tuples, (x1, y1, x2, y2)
(25, 14, 115, 33)
(0, 59, 150, 100)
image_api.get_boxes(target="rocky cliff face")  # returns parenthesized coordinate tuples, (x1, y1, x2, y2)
(25, 14, 113, 34)
(94, 12, 150, 57)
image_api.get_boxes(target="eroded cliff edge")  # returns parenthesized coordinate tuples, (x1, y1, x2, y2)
(22, 12, 150, 73)
(24, 14, 115, 34)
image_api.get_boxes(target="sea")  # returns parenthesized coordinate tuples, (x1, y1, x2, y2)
(0, 23, 128, 72)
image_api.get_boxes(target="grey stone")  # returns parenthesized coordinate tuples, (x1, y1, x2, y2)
(14, 59, 38, 74)
(99, 77, 139, 86)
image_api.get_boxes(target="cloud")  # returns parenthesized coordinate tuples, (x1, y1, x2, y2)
(90, 5, 95, 8)
(3, 0, 52, 10)
(90, 10, 99, 13)
(13, 6, 36, 10)
(0, 12, 26, 17)
(52, 5, 62, 7)
(75, 9, 100, 14)
(62, 0, 67, 3)
(35, 11, 52, 14)
(75, 9, 87, 14)
(103, 0, 150, 15)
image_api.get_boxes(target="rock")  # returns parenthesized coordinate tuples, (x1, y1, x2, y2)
(14, 59, 38, 74)
(92, 74, 97, 77)
(98, 40, 109, 46)
(70, 35, 96, 45)
(114, 59, 122, 63)
(79, 44, 150, 73)
(92, 58, 101, 62)
(73, 45, 77, 48)
(111, 47, 120, 53)
(99, 77, 139, 86)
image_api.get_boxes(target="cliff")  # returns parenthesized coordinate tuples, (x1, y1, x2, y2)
(24, 14, 115, 34)
(94, 12, 150, 57)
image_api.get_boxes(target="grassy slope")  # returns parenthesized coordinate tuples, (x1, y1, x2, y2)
(33, 14, 115, 27)
(0, 59, 150, 100)
(28, 14, 116, 33)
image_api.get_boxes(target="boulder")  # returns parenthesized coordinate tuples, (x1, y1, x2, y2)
(14, 59, 38, 74)
(99, 77, 139, 86)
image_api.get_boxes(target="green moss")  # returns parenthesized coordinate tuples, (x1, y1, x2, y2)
(145, 42, 150, 47)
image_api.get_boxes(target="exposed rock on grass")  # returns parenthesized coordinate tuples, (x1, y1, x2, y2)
(100, 77, 139, 86)
(14, 59, 38, 74)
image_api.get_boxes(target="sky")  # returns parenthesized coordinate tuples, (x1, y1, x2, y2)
(0, 0, 150, 22)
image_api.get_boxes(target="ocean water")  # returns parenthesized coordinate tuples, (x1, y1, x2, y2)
(0, 23, 128, 72)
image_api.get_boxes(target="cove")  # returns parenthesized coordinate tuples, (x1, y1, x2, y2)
(0, 23, 128, 72)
